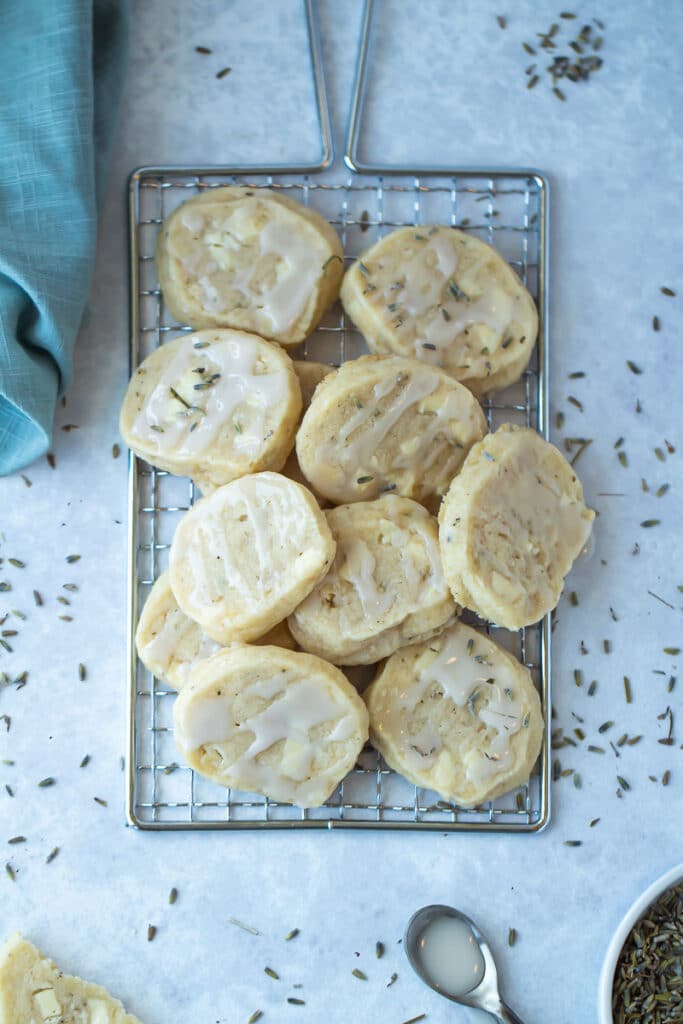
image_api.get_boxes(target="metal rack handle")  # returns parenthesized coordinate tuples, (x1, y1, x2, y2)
(344, 0, 547, 179)
(304, 0, 334, 170)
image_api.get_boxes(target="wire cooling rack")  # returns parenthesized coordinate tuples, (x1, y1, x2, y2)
(126, 167, 550, 832)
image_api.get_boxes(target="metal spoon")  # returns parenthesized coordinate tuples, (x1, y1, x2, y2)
(405, 904, 526, 1024)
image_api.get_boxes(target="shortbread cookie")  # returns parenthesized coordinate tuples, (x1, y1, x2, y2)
(364, 621, 544, 807)
(289, 496, 457, 664)
(173, 646, 369, 807)
(169, 472, 335, 644)
(119, 329, 301, 491)
(296, 355, 487, 506)
(439, 424, 595, 629)
(341, 226, 538, 395)
(156, 186, 344, 347)
(135, 572, 297, 689)
(0, 932, 142, 1024)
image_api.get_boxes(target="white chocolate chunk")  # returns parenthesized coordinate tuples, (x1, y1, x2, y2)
(89, 1002, 112, 1024)
(34, 988, 61, 1020)
(0, 932, 142, 1024)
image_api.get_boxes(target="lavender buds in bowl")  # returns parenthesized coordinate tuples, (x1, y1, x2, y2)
(598, 863, 683, 1023)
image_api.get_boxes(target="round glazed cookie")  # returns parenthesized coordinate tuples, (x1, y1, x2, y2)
(340, 226, 538, 395)
(296, 355, 488, 507)
(135, 571, 298, 690)
(438, 424, 595, 629)
(119, 329, 302, 492)
(156, 186, 344, 347)
(173, 645, 369, 807)
(289, 496, 457, 665)
(169, 472, 336, 644)
(364, 621, 544, 807)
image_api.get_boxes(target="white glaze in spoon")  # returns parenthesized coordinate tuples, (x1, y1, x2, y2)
(404, 904, 526, 1023)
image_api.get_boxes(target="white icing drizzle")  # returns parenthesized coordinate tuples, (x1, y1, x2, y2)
(382, 626, 526, 784)
(339, 371, 438, 455)
(416, 288, 524, 368)
(132, 335, 289, 458)
(179, 197, 326, 333)
(395, 231, 459, 317)
(377, 511, 444, 597)
(392, 388, 477, 473)
(177, 675, 357, 803)
(257, 220, 322, 333)
(338, 537, 395, 622)
(176, 693, 235, 752)
(358, 227, 529, 367)
(141, 579, 221, 686)
(309, 367, 478, 500)
(471, 688, 526, 783)
(181, 475, 314, 612)
(293, 498, 448, 655)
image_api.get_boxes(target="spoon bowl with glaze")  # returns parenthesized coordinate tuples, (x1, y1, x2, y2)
(405, 904, 526, 1024)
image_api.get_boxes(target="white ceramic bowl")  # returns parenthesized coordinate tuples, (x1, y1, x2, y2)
(598, 862, 683, 1022)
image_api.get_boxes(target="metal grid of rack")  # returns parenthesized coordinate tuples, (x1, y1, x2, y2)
(126, 167, 550, 831)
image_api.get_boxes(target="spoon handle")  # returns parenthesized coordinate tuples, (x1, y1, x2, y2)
(494, 1002, 526, 1024)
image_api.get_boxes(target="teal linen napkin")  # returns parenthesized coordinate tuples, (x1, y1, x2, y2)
(0, 0, 129, 475)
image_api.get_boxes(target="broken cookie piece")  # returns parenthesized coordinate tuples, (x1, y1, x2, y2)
(0, 932, 142, 1024)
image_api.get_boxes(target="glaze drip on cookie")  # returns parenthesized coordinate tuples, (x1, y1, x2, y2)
(131, 333, 291, 457)
(364, 621, 544, 807)
(340, 226, 538, 395)
(173, 647, 369, 807)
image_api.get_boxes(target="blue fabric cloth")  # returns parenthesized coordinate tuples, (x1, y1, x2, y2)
(0, 0, 129, 475)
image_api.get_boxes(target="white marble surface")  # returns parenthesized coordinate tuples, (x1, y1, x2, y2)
(1, 1, 682, 1021)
